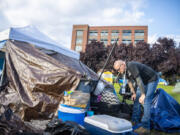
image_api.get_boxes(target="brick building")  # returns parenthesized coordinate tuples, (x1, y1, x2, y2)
(71, 25, 148, 52)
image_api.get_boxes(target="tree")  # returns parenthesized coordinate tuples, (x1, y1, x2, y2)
(80, 40, 107, 72)
(132, 42, 151, 66)
(175, 47, 180, 76)
(80, 38, 180, 84)
(151, 38, 179, 84)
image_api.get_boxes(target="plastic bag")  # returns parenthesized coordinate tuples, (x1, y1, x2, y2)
(44, 117, 90, 135)
(93, 81, 105, 96)
(0, 105, 40, 135)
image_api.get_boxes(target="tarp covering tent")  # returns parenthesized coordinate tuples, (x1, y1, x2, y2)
(0, 25, 98, 80)
(0, 40, 82, 121)
(151, 88, 180, 133)
(0, 25, 79, 60)
(0, 39, 99, 121)
(0, 26, 103, 133)
(0, 26, 117, 134)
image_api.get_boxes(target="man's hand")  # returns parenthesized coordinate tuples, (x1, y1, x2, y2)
(131, 93, 136, 101)
(139, 94, 145, 104)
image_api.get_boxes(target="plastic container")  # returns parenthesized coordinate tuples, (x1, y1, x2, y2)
(86, 111, 94, 116)
(84, 115, 132, 135)
(94, 81, 105, 96)
(58, 104, 86, 125)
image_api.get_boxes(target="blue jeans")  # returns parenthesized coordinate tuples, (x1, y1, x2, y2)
(132, 79, 159, 129)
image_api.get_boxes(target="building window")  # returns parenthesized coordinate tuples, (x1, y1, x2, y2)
(135, 39, 144, 44)
(89, 30, 98, 36)
(76, 31, 83, 50)
(88, 39, 97, 44)
(76, 30, 83, 37)
(123, 30, 131, 36)
(101, 30, 108, 37)
(122, 39, 131, 44)
(89, 36, 97, 40)
(75, 45, 82, 52)
(76, 38, 83, 44)
(111, 38, 118, 44)
(101, 38, 108, 45)
(135, 30, 144, 36)
(111, 30, 119, 37)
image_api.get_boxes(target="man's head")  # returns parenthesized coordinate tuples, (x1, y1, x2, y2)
(113, 60, 126, 74)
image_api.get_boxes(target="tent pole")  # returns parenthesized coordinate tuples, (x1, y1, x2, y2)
(92, 38, 118, 93)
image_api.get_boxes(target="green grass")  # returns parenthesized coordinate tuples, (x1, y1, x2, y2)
(114, 83, 133, 104)
(114, 83, 180, 103)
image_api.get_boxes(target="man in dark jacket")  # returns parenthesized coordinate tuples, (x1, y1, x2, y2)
(114, 60, 159, 134)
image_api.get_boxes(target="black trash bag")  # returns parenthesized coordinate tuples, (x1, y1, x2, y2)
(91, 102, 121, 114)
(44, 118, 90, 135)
(90, 87, 133, 120)
(91, 101, 133, 120)
(0, 105, 41, 135)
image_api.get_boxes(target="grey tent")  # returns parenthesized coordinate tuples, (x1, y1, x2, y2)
(173, 82, 180, 93)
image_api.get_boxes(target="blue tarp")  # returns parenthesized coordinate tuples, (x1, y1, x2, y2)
(151, 88, 180, 133)
(0, 25, 79, 59)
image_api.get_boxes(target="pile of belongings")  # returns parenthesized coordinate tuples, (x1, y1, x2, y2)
(62, 91, 90, 108)
(45, 118, 90, 135)
(0, 26, 99, 134)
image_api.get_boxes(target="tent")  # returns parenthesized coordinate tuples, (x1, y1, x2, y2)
(0, 26, 98, 80)
(158, 78, 168, 85)
(0, 26, 99, 121)
(151, 88, 180, 133)
(0, 25, 79, 60)
(173, 82, 180, 93)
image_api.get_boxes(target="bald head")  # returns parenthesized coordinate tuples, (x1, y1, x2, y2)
(113, 60, 126, 74)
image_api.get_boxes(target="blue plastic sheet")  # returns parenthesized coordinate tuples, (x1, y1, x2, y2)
(151, 88, 180, 133)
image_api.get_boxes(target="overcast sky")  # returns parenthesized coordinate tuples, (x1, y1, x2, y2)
(0, 0, 179, 48)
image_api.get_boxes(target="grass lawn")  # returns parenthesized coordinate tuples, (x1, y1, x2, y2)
(114, 83, 180, 103)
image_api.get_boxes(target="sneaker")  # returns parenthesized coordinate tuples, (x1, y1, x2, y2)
(134, 126, 150, 134)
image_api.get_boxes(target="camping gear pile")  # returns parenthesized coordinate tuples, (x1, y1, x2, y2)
(0, 26, 180, 134)
(58, 91, 90, 126)
(0, 26, 131, 134)
(62, 91, 90, 108)
(0, 26, 99, 134)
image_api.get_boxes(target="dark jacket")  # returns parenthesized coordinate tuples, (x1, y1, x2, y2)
(126, 61, 158, 94)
